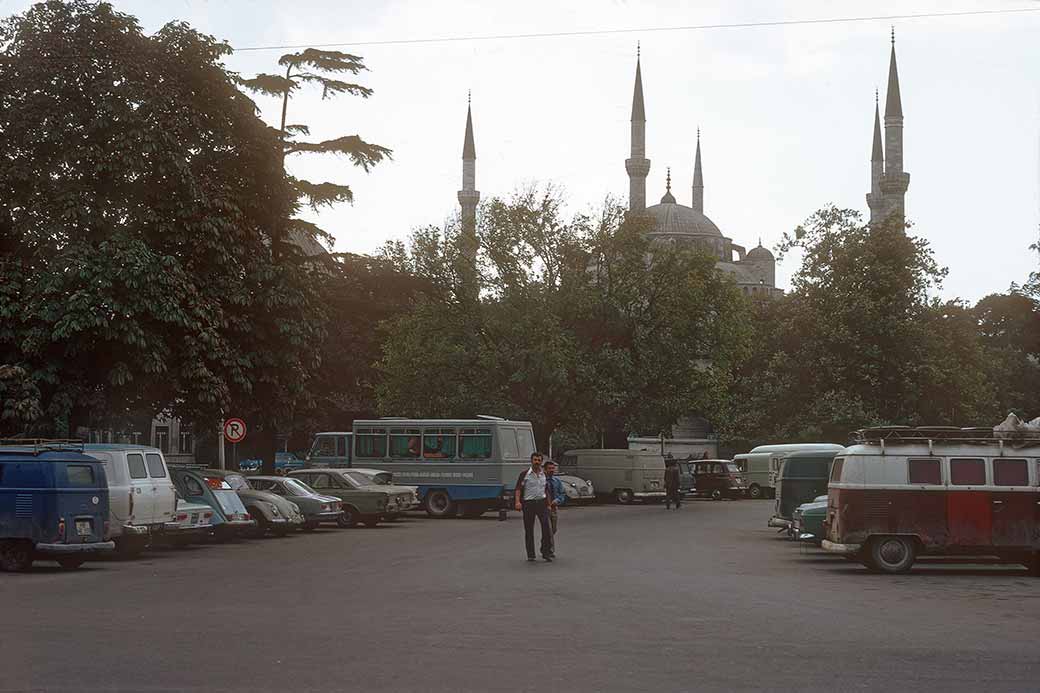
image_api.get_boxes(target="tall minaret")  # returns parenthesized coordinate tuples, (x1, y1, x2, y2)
(458, 92, 480, 257)
(692, 128, 704, 214)
(866, 90, 885, 223)
(625, 45, 651, 213)
(879, 28, 909, 224)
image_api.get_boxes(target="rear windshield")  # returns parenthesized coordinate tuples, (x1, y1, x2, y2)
(66, 465, 95, 486)
(224, 474, 248, 491)
(127, 453, 148, 479)
(786, 460, 830, 478)
(145, 453, 166, 479)
(212, 489, 243, 515)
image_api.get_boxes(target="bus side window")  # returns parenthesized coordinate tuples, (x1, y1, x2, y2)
(950, 458, 985, 486)
(459, 428, 492, 459)
(389, 429, 422, 459)
(336, 436, 348, 458)
(516, 429, 535, 460)
(355, 429, 387, 458)
(907, 458, 941, 485)
(498, 428, 519, 459)
(423, 429, 457, 459)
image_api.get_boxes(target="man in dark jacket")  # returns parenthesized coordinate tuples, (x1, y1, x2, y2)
(664, 457, 682, 510)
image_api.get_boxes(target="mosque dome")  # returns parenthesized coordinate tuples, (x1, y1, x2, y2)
(644, 201, 724, 238)
(746, 242, 775, 262)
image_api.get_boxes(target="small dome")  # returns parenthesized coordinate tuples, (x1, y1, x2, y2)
(746, 242, 774, 262)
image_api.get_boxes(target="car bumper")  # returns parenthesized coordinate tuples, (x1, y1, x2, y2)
(634, 491, 667, 499)
(822, 540, 862, 555)
(163, 522, 212, 537)
(313, 511, 343, 522)
(121, 524, 153, 536)
(36, 541, 116, 554)
(768, 516, 791, 529)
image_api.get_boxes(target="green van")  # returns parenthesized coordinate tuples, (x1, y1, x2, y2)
(767, 448, 844, 530)
(734, 443, 844, 500)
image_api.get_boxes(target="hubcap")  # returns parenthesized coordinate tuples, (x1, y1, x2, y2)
(431, 494, 447, 512)
(879, 539, 907, 566)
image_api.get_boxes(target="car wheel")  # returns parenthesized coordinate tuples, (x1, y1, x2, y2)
(748, 484, 762, 500)
(363, 519, 380, 528)
(57, 557, 85, 571)
(868, 536, 916, 574)
(247, 510, 268, 538)
(710, 489, 722, 501)
(337, 506, 359, 528)
(0, 540, 33, 572)
(425, 490, 455, 518)
(615, 489, 633, 504)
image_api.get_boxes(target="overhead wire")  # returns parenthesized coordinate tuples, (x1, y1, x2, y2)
(232, 7, 1040, 52)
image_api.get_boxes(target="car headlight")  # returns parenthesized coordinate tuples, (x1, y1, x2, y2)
(270, 505, 280, 516)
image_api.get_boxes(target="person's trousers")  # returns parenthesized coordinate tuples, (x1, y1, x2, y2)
(548, 505, 558, 554)
(522, 499, 552, 558)
(666, 489, 682, 508)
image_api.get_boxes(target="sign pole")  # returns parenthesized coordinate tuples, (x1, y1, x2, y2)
(217, 420, 226, 470)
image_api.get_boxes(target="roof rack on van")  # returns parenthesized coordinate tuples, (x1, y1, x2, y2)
(852, 426, 1040, 448)
(476, 414, 506, 421)
(0, 438, 85, 455)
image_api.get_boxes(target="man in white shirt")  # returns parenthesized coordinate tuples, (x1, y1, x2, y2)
(513, 452, 553, 562)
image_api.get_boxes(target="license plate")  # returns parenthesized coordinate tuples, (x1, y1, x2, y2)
(76, 520, 92, 536)
(190, 513, 199, 524)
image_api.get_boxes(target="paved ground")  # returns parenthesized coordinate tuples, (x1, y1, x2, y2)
(1, 499, 1037, 692)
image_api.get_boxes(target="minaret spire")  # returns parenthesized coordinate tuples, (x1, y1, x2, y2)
(692, 127, 704, 214)
(458, 93, 480, 258)
(625, 45, 651, 213)
(866, 89, 885, 223)
(879, 28, 909, 225)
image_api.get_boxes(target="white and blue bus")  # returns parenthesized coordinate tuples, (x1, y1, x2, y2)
(305, 417, 536, 518)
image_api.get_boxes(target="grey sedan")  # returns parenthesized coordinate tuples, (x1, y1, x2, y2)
(246, 476, 342, 531)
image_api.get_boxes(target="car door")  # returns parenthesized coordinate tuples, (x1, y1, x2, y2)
(946, 457, 991, 548)
(145, 452, 176, 525)
(125, 452, 153, 523)
(989, 457, 1033, 548)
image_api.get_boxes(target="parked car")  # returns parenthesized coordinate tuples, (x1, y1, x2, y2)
(162, 493, 215, 547)
(289, 468, 415, 526)
(691, 459, 748, 500)
(203, 469, 304, 537)
(824, 426, 1040, 575)
(559, 450, 667, 504)
(81, 443, 178, 555)
(237, 452, 307, 474)
(791, 495, 829, 544)
(339, 468, 420, 519)
(246, 476, 342, 530)
(348, 468, 395, 486)
(768, 450, 841, 530)
(168, 468, 255, 539)
(0, 444, 115, 571)
(557, 474, 595, 504)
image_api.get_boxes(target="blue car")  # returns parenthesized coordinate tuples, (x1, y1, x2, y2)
(0, 443, 115, 571)
(238, 452, 305, 474)
(168, 468, 255, 539)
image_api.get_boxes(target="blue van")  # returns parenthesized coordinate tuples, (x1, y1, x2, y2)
(0, 444, 115, 571)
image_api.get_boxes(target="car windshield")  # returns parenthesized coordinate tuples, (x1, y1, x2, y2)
(343, 471, 376, 486)
(282, 478, 315, 496)
(224, 474, 248, 491)
(724, 463, 741, 474)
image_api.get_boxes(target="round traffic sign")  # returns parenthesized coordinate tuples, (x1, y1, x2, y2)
(223, 418, 247, 444)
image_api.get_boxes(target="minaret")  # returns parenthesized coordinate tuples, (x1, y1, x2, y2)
(879, 28, 909, 224)
(625, 45, 651, 213)
(866, 90, 885, 223)
(692, 128, 704, 214)
(457, 92, 480, 258)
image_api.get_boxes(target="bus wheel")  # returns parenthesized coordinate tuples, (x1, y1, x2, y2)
(868, 536, 916, 574)
(0, 540, 33, 572)
(748, 484, 762, 500)
(426, 490, 455, 518)
(615, 489, 634, 504)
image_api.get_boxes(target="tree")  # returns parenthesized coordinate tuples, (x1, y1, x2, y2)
(240, 49, 392, 252)
(0, 1, 324, 450)
(377, 188, 751, 449)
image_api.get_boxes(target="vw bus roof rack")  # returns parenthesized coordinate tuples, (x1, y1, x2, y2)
(0, 438, 85, 455)
(852, 426, 1040, 450)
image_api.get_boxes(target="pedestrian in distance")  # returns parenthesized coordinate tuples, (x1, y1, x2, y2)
(664, 457, 682, 510)
(514, 452, 553, 562)
(544, 459, 566, 556)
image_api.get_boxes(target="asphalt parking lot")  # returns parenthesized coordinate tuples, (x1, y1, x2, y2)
(1, 499, 1037, 692)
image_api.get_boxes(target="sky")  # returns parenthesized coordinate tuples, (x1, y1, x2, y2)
(5, 0, 1039, 301)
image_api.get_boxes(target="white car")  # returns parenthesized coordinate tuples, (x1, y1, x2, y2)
(557, 474, 595, 504)
(164, 497, 214, 546)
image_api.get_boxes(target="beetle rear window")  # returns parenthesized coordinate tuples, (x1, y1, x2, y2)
(950, 458, 985, 486)
(66, 465, 95, 486)
(908, 458, 941, 485)
(993, 458, 1028, 487)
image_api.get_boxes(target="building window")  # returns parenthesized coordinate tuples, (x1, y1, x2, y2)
(154, 426, 170, 454)
(178, 429, 194, 455)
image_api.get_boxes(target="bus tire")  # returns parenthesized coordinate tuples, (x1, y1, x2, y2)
(615, 489, 634, 504)
(425, 490, 455, 518)
(748, 484, 763, 500)
(0, 540, 33, 572)
(868, 536, 916, 574)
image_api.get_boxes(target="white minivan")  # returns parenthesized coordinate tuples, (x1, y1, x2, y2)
(82, 444, 178, 554)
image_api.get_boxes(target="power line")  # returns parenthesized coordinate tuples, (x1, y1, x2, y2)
(234, 7, 1040, 53)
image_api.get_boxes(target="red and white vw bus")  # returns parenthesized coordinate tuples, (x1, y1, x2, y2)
(823, 426, 1040, 574)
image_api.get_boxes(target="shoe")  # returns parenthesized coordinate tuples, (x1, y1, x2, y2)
(542, 555, 553, 562)
(527, 557, 536, 562)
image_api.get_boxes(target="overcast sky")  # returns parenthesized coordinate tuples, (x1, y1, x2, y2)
(7, 0, 1039, 301)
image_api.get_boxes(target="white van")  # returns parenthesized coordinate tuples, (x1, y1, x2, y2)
(82, 444, 177, 554)
(734, 443, 846, 497)
(559, 449, 667, 504)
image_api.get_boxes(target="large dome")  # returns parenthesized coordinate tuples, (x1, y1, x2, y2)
(644, 201, 724, 238)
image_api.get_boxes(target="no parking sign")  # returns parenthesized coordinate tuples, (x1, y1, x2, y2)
(223, 418, 247, 444)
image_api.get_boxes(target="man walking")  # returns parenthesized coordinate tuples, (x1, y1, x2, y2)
(514, 452, 553, 562)
(664, 457, 682, 510)
(544, 459, 566, 556)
